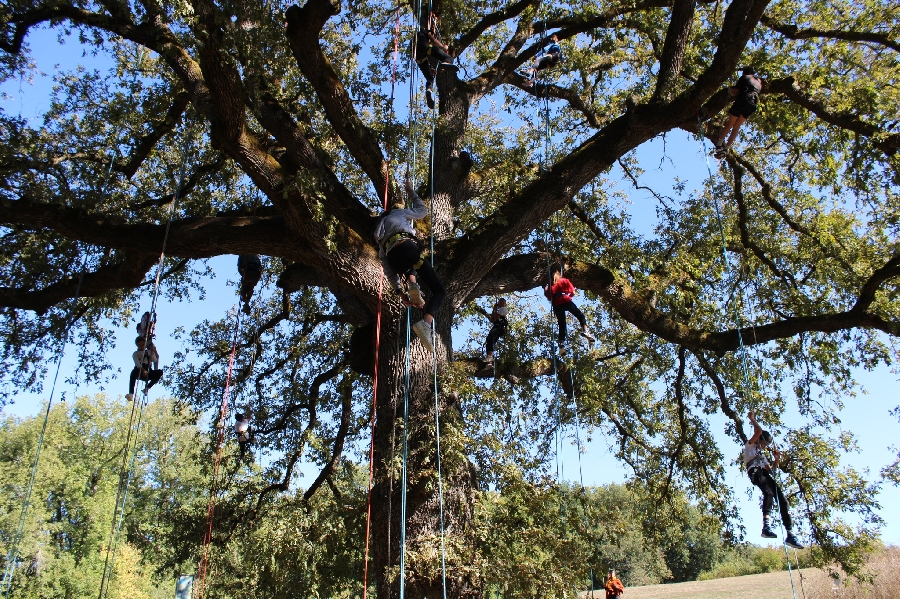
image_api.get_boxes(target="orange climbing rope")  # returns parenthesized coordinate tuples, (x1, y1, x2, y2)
(362, 7, 402, 598)
(195, 309, 242, 599)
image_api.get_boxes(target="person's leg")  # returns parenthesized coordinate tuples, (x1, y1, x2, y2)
(725, 115, 748, 147)
(561, 301, 587, 328)
(553, 303, 567, 343)
(244, 270, 261, 297)
(386, 241, 420, 277)
(430, 46, 452, 65)
(415, 260, 445, 322)
(774, 481, 792, 531)
(127, 368, 139, 397)
(716, 114, 739, 147)
(534, 54, 554, 72)
(416, 59, 435, 90)
(485, 323, 503, 355)
(752, 469, 779, 535)
(146, 368, 163, 390)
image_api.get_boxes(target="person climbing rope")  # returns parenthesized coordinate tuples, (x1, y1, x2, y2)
(744, 410, 804, 549)
(234, 407, 252, 459)
(605, 570, 625, 598)
(713, 66, 762, 158)
(522, 34, 562, 87)
(375, 176, 446, 353)
(125, 335, 163, 401)
(237, 255, 263, 315)
(483, 298, 509, 364)
(415, 15, 457, 109)
(544, 268, 595, 351)
(136, 310, 155, 340)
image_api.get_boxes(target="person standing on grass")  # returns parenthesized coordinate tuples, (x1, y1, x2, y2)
(605, 570, 624, 598)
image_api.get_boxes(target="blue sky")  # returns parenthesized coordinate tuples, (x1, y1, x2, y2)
(2, 24, 898, 554)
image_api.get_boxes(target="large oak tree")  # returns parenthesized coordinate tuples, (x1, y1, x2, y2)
(1, 0, 898, 596)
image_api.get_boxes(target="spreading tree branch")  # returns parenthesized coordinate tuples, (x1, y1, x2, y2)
(761, 16, 900, 53)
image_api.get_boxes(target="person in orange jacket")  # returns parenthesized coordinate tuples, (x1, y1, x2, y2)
(544, 269, 595, 350)
(605, 570, 624, 598)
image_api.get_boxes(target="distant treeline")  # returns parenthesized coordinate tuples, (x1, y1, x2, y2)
(0, 395, 853, 598)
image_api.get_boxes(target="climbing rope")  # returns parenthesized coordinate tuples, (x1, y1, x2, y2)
(98, 125, 192, 599)
(195, 307, 243, 599)
(427, 99, 449, 599)
(696, 115, 798, 599)
(398, 313, 411, 599)
(0, 266, 87, 597)
(362, 7, 403, 597)
(1, 69, 140, 592)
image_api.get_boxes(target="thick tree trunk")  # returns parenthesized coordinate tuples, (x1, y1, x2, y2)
(368, 307, 478, 599)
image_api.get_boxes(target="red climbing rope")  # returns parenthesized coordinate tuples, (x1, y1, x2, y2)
(362, 8, 402, 598)
(196, 310, 242, 599)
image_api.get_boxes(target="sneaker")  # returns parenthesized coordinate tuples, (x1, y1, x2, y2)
(713, 144, 725, 158)
(407, 282, 424, 306)
(413, 319, 435, 353)
(581, 326, 595, 342)
(483, 353, 494, 364)
(125, 393, 134, 401)
(785, 534, 804, 549)
(437, 62, 458, 71)
(761, 526, 778, 539)
(425, 89, 435, 109)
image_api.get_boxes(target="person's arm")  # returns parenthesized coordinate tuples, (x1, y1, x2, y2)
(728, 86, 739, 96)
(772, 447, 781, 471)
(404, 178, 429, 220)
(748, 410, 763, 444)
(427, 30, 448, 52)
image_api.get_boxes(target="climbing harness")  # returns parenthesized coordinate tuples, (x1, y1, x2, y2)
(696, 114, 799, 599)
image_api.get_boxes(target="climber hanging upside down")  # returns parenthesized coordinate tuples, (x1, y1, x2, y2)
(375, 176, 446, 353)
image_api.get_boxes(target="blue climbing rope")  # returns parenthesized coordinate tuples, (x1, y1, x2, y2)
(399, 313, 411, 599)
(696, 115, 799, 599)
(428, 105, 449, 599)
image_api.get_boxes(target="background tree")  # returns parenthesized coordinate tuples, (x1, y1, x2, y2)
(0, 395, 205, 598)
(0, 0, 898, 596)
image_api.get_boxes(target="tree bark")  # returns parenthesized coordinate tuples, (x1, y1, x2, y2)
(368, 310, 478, 599)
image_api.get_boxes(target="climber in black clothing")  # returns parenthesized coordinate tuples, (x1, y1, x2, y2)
(237, 255, 262, 315)
(483, 298, 509, 364)
(714, 67, 762, 157)
(415, 15, 457, 109)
